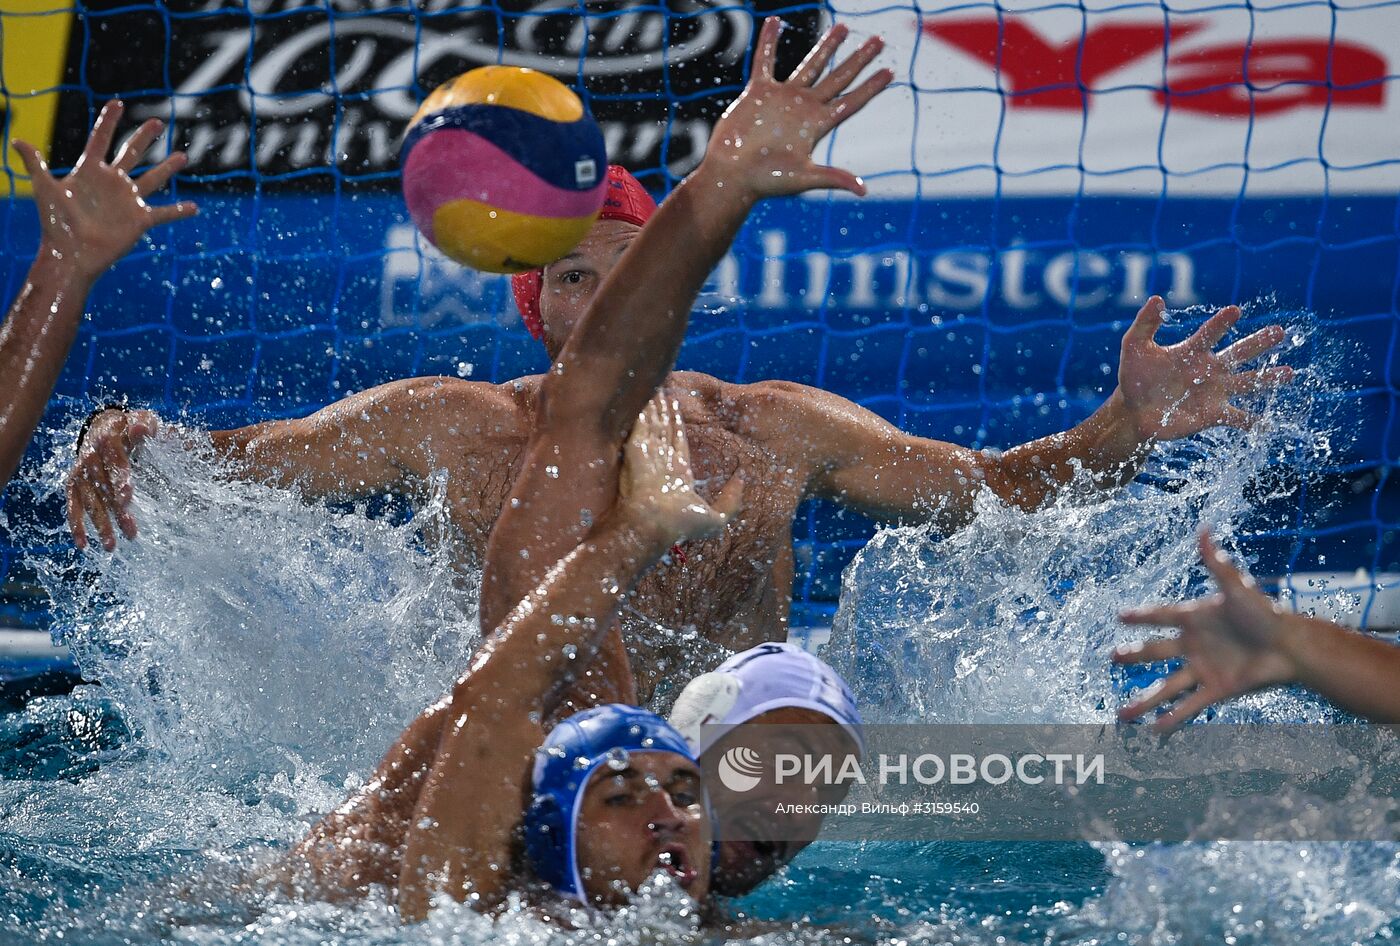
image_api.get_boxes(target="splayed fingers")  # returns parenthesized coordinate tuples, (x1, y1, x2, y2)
(111, 118, 164, 174)
(76, 99, 124, 170)
(814, 35, 886, 106)
(1148, 685, 1223, 732)
(751, 14, 782, 82)
(789, 22, 850, 86)
(1118, 297, 1294, 440)
(1113, 632, 1187, 659)
(1113, 638, 1232, 732)
(1113, 530, 1299, 731)
(1116, 667, 1195, 723)
(1185, 304, 1242, 351)
(706, 17, 893, 198)
(1226, 367, 1293, 396)
(1218, 324, 1287, 367)
(14, 99, 197, 278)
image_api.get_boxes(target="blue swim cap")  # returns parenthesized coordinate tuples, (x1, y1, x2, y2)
(668, 642, 865, 756)
(523, 704, 696, 900)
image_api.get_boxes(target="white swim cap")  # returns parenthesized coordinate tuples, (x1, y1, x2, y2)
(668, 642, 864, 756)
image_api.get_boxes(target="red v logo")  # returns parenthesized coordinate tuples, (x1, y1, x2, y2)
(923, 18, 1205, 109)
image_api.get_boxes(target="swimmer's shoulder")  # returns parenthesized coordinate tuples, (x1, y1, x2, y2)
(358, 375, 534, 441)
(669, 373, 825, 442)
(670, 371, 804, 409)
(708, 377, 829, 440)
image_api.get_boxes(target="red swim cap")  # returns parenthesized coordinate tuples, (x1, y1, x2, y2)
(510, 165, 658, 340)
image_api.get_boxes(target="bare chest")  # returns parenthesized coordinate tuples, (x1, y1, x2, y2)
(618, 424, 809, 697)
(436, 414, 809, 699)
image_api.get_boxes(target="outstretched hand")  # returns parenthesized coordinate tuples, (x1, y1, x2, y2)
(13, 99, 197, 282)
(619, 393, 743, 549)
(1113, 530, 1298, 732)
(67, 408, 161, 551)
(704, 17, 893, 199)
(1117, 296, 1293, 441)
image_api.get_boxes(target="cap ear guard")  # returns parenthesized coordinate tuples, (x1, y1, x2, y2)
(511, 269, 545, 340)
(522, 790, 572, 895)
(667, 671, 741, 754)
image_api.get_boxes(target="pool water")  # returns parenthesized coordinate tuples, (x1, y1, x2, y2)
(0, 690, 1115, 944)
(3, 325, 1399, 943)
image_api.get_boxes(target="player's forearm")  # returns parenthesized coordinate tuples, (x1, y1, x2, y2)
(209, 421, 329, 490)
(477, 511, 670, 703)
(209, 412, 411, 500)
(545, 161, 756, 438)
(988, 390, 1151, 511)
(0, 249, 94, 486)
(827, 387, 1151, 526)
(1277, 614, 1400, 722)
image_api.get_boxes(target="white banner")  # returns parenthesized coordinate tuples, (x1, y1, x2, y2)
(826, 0, 1400, 195)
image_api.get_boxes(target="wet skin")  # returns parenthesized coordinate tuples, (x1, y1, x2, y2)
(69, 214, 1291, 702)
(242, 20, 885, 913)
(283, 734, 714, 904)
(315, 369, 817, 699)
(188, 222, 1279, 704)
(58, 21, 1291, 911)
(205, 227, 845, 702)
(1, 101, 195, 489)
(279, 396, 735, 914)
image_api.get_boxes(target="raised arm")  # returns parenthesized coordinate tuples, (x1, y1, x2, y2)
(479, 18, 892, 629)
(396, 400, 739, 918)
(1, 101, 195, 489)
(1112, 530, 1400, 731)
(544, 20, 888, 444)
(766, 380, 1154, 529)
(772, 296, 1292, 531)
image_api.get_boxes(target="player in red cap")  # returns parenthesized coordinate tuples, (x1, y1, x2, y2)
(69, 20, 1291, 706)
(511, 164, 657, 344)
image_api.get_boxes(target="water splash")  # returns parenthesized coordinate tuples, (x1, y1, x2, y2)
(8, 435, 747, 944)
(1071, 840, 1400, 945)
(6, 312, 1398, 942)
(826, 334, 1334, 724)
(32, 435, 479, 785)
(821, 319, 1400, 941)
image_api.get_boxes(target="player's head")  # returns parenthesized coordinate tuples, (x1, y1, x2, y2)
(511, 164, 656, 358)
(668, 642, 864, 897)
(523, 703, 713, 907)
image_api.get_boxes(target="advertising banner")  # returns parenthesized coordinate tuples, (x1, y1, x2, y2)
(828, 0, 1400, 196)
(33, 0, 822, 186)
